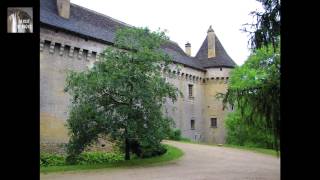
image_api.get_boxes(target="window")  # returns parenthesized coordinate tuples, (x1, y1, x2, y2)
(210, 118, 217, 128)
(220, 67, 222, 71)
(188, 84, 193, 98)
(191, 120, 195, 130)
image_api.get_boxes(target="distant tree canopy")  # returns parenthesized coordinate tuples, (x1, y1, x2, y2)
(242, 0, 280, 50)
(64, 27, 180, 163)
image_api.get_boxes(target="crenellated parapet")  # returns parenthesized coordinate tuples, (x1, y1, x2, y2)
(203, 76, 229, 84)
(40, 38, 230, 84)
(163, 68, 204, 84)
(40, 38, 103, 64)
(162, 67, 229, 85)
(59, 44, 65, 56)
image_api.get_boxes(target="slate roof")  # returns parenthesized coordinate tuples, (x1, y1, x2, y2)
(161, 42, 205, 71)
(40, 0, 129, 44)
(40, 0, 236, 70)
(195, 36, 237, 68)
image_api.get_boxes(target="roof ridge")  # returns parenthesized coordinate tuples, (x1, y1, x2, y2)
(195, 35, 207, 58)
(71, 2, 185, 50)
(71, 3, 134, 28)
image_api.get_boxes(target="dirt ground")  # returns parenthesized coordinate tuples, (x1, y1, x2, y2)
(41, 140, 280, 180)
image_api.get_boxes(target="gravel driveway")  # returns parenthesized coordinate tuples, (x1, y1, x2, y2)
(41, 140, 280, 180)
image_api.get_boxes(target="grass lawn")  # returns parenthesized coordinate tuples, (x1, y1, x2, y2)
(175, 139, 279, 157)
(40, 144, 184, 174)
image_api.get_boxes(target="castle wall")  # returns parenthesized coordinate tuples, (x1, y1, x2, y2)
(40, 26, 233, 152)
(40, 26, 108, 152)
(202, 67, 232, 144)
(163, 66, 232, 143)
(164, 65, 205, 141)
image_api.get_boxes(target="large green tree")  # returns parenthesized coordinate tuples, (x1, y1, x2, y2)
(220, 43, 280, 150)
(220, 0, 280, 152)
(64, 27, 180, 163)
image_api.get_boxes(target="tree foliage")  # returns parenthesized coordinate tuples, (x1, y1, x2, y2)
(220, 0, 280, 152)
(64, 27, 180, 163)
(242, 0, 280, 50)
(225, 107, 275, 149)
(220, 43, 280, 151)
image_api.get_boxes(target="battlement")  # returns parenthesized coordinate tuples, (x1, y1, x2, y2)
(40, 38, 100, 62)
(163, 68, 229, 84)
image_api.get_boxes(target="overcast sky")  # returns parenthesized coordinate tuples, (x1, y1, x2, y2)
(71, 0, 263, 65)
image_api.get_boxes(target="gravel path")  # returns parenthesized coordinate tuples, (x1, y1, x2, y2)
(41, 140, 280, 180)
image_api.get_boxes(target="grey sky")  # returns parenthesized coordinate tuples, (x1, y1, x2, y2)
(71, 0, 263, 65)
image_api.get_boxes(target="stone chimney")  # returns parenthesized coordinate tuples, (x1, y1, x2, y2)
(185, 42, 191, 56)
(57, 0, 70, 19)
(207, 25, 216, 58)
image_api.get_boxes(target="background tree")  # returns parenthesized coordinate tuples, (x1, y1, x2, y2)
(242, 0, 280, 50)
(64, 27, 180, 163)
(220, 43, 280, 151)
(225, 103, 276, 149)
(219, 0, 280, 152)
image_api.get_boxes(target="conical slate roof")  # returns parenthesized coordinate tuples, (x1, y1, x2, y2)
(195, 36, 237, 68)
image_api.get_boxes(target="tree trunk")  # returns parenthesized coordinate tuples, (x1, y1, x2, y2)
(125, 137, 130, 160)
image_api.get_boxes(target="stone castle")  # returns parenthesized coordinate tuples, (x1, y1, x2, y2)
(40, 0, 236, 152)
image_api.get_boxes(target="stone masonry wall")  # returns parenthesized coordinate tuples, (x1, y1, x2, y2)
(40, 26, 233, 153)
(40, 26, 108, 152)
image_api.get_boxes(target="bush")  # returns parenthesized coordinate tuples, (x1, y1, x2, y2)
(168, 128, 182, 141)
(122, 140, 167, 159)
(77, 152, 124, 164)
(225, 110, 276, 149)
(40, 151, 124, 167)
(40, 153, 66, 167)
(139, 144, 167, 158)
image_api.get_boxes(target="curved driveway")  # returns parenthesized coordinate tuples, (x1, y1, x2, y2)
(41, 140, 280, 180)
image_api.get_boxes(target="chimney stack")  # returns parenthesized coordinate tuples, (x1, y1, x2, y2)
(207, 25, 216, 58)
(185, 42, 191, 56)
(57, 0, 70, 19)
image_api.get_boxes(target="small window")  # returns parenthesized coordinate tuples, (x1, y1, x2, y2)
(188, 84, 193, 98)
(191, 120, 195, 130)
(220, 67, 222, 71)
(210, 118, 217, 128)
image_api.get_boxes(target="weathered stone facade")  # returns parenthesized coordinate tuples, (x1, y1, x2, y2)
(162, 65, 232, 143)
(40, 0, 236, 153)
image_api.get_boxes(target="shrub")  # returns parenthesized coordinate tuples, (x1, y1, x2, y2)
(139, 144, 167, 158)
(40, 151, 124, 167)
(40, 153, 66, 167)
(168, 128, 182, 141)
(120, 140, 167, 159)
(225, 110, 276, 149)
(77, 152, 124, 165)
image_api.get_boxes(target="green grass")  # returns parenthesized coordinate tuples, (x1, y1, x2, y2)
(172, 139, 279, 157)
(40, 144, 184, 174)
